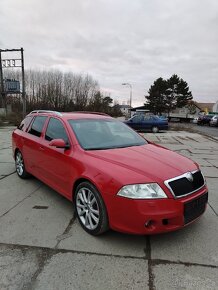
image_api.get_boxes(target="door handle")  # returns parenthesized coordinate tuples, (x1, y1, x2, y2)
(39, 146, 45, 151)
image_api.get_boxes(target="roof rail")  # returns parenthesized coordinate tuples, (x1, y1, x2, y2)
(29, 110, 62, 116)
(71, 111, 110, 116)
(29, 110, 110, 117)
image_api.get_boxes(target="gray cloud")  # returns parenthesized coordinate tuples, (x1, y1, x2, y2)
(0, 0, 218, 106)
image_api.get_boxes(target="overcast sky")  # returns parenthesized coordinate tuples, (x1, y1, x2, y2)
(0, 0, 218, 106)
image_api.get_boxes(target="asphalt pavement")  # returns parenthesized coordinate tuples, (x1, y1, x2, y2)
(0, 126, 218, 290)
(170, 122, 218, 138)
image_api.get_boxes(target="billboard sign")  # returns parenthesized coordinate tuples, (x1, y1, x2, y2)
(4, 79, 20, 94)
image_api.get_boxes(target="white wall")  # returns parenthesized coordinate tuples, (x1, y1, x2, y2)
(0, 108, 6, 115)
(213, 101, 218, 112)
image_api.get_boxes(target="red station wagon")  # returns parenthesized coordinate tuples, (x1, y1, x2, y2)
(12, 110, 208, 235)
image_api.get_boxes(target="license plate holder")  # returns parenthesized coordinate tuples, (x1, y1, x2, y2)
(184, 192, 208, 224)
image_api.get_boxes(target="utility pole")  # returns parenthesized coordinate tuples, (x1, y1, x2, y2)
(0, 48, 26, 117)
(0, 51, 6, 112)
(21, 48, 26, 117)
(122, 83, 132, 118)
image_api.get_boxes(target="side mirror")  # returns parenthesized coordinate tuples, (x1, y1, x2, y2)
(49, 139, 70, 149)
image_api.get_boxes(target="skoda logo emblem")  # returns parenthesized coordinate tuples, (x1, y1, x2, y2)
(186, 172, 193, 182)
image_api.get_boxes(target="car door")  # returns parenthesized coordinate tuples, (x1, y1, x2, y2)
(23, 116, 48, 175)
(128, 115, 144, 130)
(38, 117, 73, 198)
(141, 115, 153, 130)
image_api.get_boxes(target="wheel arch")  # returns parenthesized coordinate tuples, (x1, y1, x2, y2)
(14, 148, 20, 158)
(72, 177, 101, 202)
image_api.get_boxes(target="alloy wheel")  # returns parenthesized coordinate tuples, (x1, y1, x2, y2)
(152, 126, 159, 133)
(76, 187, 100, 230)
(16, 151, 24, 176)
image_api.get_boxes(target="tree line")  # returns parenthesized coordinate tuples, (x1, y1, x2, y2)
(145, 74, 193, 115)
(0, 69, 122, 116)
(1, 70, 193, 118)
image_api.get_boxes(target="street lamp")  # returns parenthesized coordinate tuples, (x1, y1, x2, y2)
(122, 83, 132, 117)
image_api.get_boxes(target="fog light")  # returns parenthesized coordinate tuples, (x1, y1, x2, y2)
(162, 219, 168, 225)
(145, 220, 152, 227)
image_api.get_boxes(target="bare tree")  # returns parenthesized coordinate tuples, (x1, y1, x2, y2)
(1, 69, 121, 117)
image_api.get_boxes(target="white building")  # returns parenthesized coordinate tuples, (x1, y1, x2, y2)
(212, 101, 218, 112)
(118, 105, 131, 116)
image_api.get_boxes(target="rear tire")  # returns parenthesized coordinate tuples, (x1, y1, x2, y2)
(15, 150, 30, 179)
(74, 181, 109, 235)
(152, 126, 159, 133)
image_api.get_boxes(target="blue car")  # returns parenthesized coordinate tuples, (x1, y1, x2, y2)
(125, 115, 168, 133)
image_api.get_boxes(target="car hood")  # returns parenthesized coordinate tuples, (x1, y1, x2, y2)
(86, 144, 198, 183)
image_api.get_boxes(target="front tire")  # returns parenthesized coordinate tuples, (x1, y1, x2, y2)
(74, 181, 109, 235)
(15, 150, 30, 179)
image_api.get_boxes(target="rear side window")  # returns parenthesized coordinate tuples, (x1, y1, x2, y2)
(28, 116, 47, 137)
(45, 118, 69, 143)
(131, 115, 143, 122)
(19, 116, 33, 132)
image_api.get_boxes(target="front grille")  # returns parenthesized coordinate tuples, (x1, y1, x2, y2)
(167, 171, 205, 198)
(184, 192, 208, 224)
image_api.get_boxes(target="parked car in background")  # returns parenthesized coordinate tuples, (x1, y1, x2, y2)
(159, 115, 168, 121)
(210, 115, 218, 127)
(12, 110, 208, 236)
(197, 114, 214, 125)
(125, 114, 168, 133)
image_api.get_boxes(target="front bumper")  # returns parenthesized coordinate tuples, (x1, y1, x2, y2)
(106, 185, 208, 235)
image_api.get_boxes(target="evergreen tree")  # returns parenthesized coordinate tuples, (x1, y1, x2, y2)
(145, 75, 193, 115)
(165, 74, 192, 114)
(145, 77, 167, 115)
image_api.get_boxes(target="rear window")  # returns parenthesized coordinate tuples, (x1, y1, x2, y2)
(28, 116, 47, 137)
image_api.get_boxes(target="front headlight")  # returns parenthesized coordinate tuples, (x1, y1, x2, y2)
(117, 183, 167, 199)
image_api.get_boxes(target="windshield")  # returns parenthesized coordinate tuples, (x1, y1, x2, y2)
(68, 119, 147, 150)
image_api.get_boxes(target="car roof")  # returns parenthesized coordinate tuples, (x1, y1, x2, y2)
(27, 110, 112, 120)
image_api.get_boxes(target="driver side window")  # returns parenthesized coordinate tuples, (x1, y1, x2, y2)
(45, 118, 69, 143)
(132, 115, 143, 122)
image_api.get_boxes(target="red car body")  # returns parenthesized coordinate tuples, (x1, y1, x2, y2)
(12, 111, 208, 235)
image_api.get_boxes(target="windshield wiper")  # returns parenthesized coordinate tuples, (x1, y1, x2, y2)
(115, 144, 143, 148)
(85, 144, 143, 150)
(85, 147, 113, 151)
